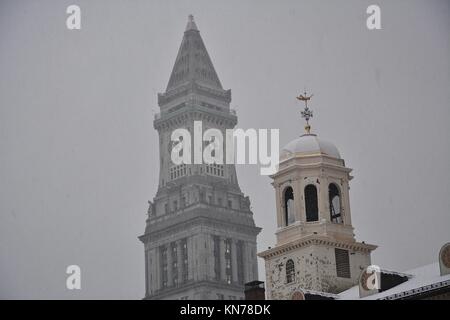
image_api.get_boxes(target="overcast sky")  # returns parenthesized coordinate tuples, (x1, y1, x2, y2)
(1, 0, 449, 299)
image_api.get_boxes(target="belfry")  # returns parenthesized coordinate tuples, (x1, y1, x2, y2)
(139, 15, 261, 300)
(258, 92, 377, 299)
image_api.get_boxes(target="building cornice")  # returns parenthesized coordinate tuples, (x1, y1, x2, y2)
(272, 160, 352, 180)
(158, 81, 231, 107)
(139, 205, 261, 244)
(257, 235, 377, 259)
(154, 104, 237, 131)
(144, 280, 245, 300)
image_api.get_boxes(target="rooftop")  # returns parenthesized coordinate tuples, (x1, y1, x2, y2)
(339, 262, 450, 300)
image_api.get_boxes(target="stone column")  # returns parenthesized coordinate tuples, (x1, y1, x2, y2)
(207, 235, 215, 281)
(220, 237, 226, 281)
(241, 241, 248, 284)
(200, 233, 209, 281)
(292, 179, 302, 223)
(231, 239, 238, 283)
(150, 248, 157, 294)
(187, 236, 195, 281)
(243, 241, 255, 283)
(343, 180, 352, 226)
(275, 185, 282, 228)
(155, 247, 161, 290)
(167, 244, 173, 287)
(251, 242, 258, 281)
(144, 250, 149, 296)
(318, 176, 329, 222)
(177, 240, 183, 284)
(298, 180, 306, 223)
(291, 179, 301, 223)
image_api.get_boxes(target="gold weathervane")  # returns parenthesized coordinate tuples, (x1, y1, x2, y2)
(296, 91, 314, 134)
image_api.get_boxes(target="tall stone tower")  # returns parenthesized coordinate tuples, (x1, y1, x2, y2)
(139, 15, 261, 300)
(258, 93, 376, 299)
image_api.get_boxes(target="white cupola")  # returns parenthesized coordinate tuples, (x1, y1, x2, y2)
(259, 91, 376, 297)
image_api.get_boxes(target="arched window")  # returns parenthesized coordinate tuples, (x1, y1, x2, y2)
(305, 184, 318, 222)
(286, 259, 295, 283)
(329, 183, 342, 223)
(284, 187, 295, 226)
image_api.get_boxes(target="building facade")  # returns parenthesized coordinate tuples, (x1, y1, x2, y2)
(139, 15, 261, 300)
(258, 97, 377, 299)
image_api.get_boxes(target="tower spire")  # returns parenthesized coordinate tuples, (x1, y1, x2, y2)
(165, 15, 222, 92)
(296, 91, 314, 134)
(185, 14, 198, 31)
(143, 16, 261, 301)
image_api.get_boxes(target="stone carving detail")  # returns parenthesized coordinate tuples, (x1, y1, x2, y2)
(147, 200, 154, 216)
(241, 196, 251, 210)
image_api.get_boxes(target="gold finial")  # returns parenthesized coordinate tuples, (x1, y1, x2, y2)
(304, 124, 311, 134)
(296, 91, 314, 134)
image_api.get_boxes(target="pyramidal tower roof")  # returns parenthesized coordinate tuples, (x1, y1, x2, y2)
(166, 15, 223, 92)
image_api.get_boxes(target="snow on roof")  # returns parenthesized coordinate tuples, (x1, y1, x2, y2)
(377, 269, 412, 278)
(338, 262, 450, 300)
(303, 289, 339, 299)
(281, 134, 341, 159)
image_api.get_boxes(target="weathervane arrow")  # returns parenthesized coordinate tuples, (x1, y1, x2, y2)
(296, 91, 314, 134)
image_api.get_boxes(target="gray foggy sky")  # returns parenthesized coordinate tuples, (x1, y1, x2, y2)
(0, 0, 449, 299)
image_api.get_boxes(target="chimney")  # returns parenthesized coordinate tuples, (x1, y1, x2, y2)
(244, 281, 265, 300)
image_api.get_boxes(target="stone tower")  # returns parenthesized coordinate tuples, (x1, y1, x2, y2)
(258, 94, 376, 299)
(139, 15, 261, 300)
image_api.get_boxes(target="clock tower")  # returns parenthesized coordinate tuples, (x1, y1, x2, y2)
(139, 15, 261, 300)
